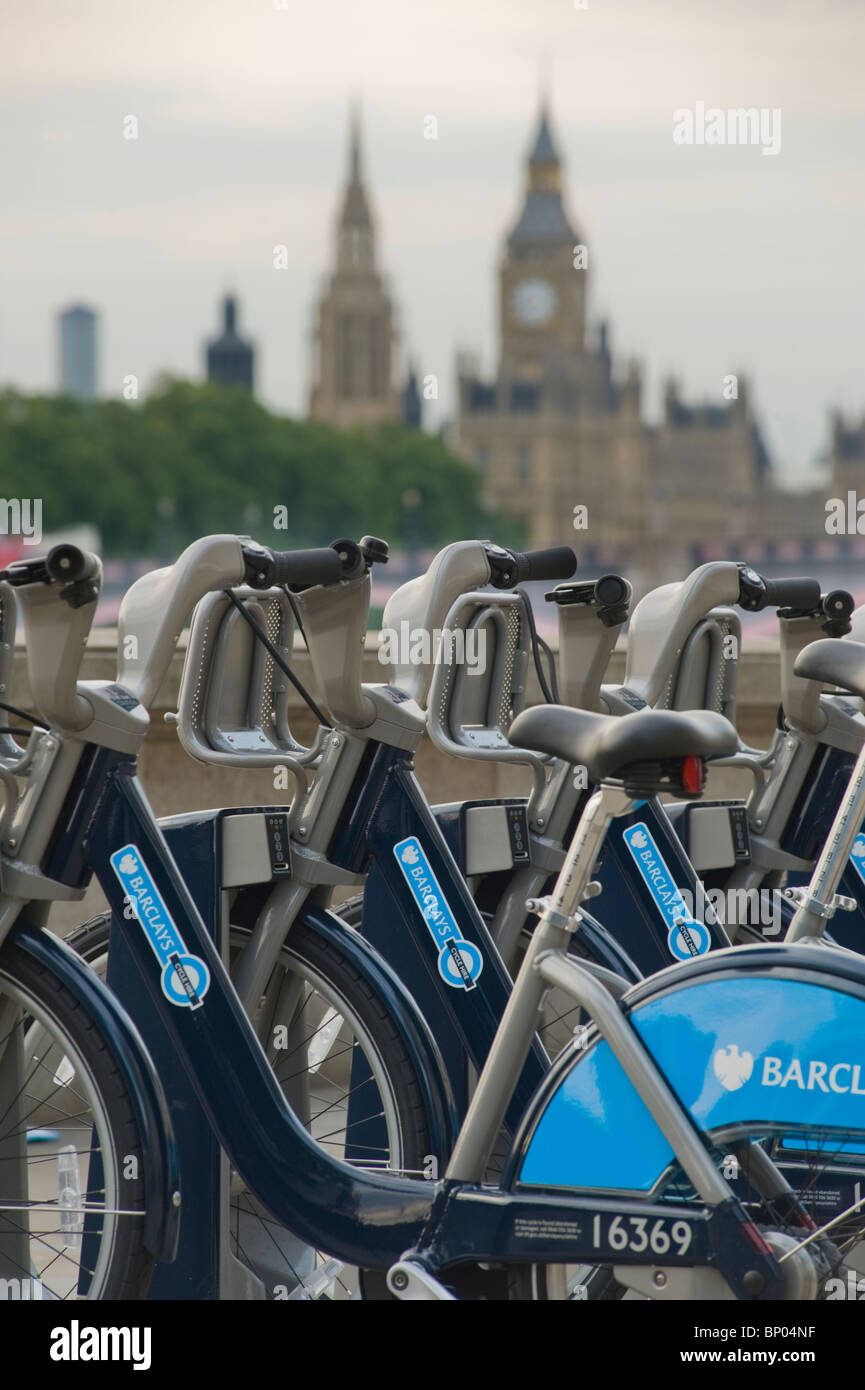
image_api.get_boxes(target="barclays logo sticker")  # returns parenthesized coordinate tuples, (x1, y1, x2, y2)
(849, 833, 865, 888)
(110, 844, 210, 1009)
(622, 821, 711, 960)
(713, 1043, 754, 1092)
(710, 1040, 865, 1097)
(393, 836, 483, 989)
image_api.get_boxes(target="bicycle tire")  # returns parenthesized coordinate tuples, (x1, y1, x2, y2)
(66, 912, 432, 1300)
(0, 936, 153, 1299)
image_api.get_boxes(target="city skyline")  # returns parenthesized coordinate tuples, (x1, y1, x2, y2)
(1, 0, 863, 490)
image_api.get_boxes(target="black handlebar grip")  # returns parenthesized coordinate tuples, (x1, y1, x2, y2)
(762, 576, 822, 611)
(44, 545, 99, 584)
(595, 574, 630, 607)
(824, 589, 855, 620)
(512, 546, 577, 584)
(270, 547, 345, 588)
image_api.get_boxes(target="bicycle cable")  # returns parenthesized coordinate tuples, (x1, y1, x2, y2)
(222, 589, 332, 729)
(519, 589, 559, 704)
(0, 700, 47, 729)
(536, 633, 560, 704)
(282, 587, 310, 649)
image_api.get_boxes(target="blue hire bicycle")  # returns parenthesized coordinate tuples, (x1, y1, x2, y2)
(5, 536, 865, 1300)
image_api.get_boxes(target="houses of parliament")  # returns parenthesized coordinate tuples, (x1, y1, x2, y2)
(211, 100, 846, 565)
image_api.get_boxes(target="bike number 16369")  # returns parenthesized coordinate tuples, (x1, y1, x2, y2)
(591, 1214, 693, 1256)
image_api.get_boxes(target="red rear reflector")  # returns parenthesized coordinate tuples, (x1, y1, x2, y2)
(742, 1221, 773, 1255)
(682, 756, 703, 795)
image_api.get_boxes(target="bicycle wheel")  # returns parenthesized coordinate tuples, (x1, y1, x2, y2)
(338, 894, 585, 1058)
(336, 893, 586, 1188)
(67, 913, 432, 1300)
(508, 1127, 865, 1300)
(0, 936, 152, 1300)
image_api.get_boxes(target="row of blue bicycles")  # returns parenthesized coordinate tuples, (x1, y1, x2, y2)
(3, 530, 865, 1301)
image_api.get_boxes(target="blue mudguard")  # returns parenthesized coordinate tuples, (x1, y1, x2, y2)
(10, 920, 181, 1263)
(508, 942, 865, 1195)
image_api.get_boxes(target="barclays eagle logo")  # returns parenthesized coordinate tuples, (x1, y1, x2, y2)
(713, 1043, 754, 1092)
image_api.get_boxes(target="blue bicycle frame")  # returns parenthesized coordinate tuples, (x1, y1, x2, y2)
(430, 792, 734, 979)
(355, 780, 733, 1131)
(48, 744, 805, 1296)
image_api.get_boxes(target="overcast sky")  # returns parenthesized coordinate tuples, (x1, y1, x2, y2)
(1, 0, 863, 488)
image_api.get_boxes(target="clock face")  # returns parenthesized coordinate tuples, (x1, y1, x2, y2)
(510, 278, 558, 327)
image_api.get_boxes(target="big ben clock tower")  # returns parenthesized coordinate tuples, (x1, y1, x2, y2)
(456, 97, 767, 562)
(456, 97, 647, 552)
(499, 103, 586, 382)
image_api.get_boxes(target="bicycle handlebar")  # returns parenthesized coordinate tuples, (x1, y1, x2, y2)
(244, 544, 347, 590)
(595, 574, 630, 608)
(737, 566, 821, 613)
(763, 576, 822, 610)
(485, 543, 576, 589)
(511, 546, 577, 585)
(3, 544, 101, 610)
(3, 545, 105, 731)
(43, 545, 100, 586)
(242, 536, 387, 591)
(545, 574, 631, 632)
(8, 532, 384, 732)
(820, 589, 855, 632)
(777, 587, 856, 734)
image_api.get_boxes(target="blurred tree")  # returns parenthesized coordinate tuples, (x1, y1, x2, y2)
(0, 380, 524, 557)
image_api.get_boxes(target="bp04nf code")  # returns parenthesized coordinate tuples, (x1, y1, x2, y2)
(592, 1214, 693, 1256)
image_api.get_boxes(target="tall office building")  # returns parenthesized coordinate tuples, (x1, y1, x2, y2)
(58, 305, 98, 400)
(205, 294, 255, 390)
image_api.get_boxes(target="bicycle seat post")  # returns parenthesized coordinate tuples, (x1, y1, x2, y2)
(786, 735, 865, 941)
